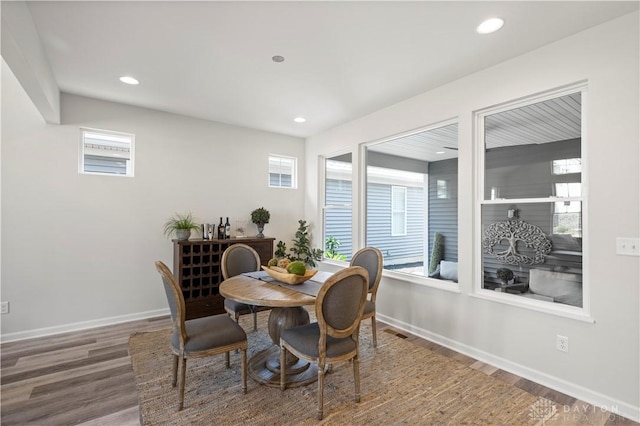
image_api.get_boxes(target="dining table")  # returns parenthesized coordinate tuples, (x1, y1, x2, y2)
(219, 270, 334, 388)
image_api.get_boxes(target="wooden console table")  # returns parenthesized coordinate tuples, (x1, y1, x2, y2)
(173, 237, 274, 319)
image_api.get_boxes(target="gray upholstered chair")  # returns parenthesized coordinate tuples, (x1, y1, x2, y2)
(279, 266, 369, 420)
(222, 243, 269, 331)
(155, 261, 247, 411)
(350, 247, 383, 347)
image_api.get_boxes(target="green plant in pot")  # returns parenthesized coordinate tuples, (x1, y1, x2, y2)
(250, 207, 270, 238)
(163, 212, 200, 241)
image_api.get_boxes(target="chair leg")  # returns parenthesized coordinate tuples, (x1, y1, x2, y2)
(225, 351, 230, 368)
(178, 354, 187, 411)
(279, 345, 286, 391)
(241, 347, 247, 394)
(371, 315, 377, 347)
(353, 354, 361, 403)
(253, 310, 258, 332)
(171, 354, 179, 387)
(317, 361, 325, 420)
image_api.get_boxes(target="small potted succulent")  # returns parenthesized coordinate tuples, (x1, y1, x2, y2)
(496, 268, 515, 286)
(250, 207, 270, 238)
(163, 212, 201, 241)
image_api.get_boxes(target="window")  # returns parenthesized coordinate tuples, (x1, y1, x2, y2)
(391, 186, 407, 236)
(323, 154, 352, 261)
(437, 180, 448, 199)
(365, 122, 458, 279)
(269, 155, 296, 188)
(477, 87, 585, 310)
(80, 128, 134, 176)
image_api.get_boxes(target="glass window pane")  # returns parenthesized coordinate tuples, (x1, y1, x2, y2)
(484, 93, 581, 200)
(81, 128, 134, 176)
(324, 154, 352, 261)
(481, 202, 582, 307)
(269, 155, 296, 188)
(365, 122, 458, 279)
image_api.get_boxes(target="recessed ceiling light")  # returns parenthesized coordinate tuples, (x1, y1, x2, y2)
(477, 18, 504, 35)
(119, 76, 139, 85)
(294, 117, 306, 123)
(436, 151, 446, 155)
(272, 55, 285, 63)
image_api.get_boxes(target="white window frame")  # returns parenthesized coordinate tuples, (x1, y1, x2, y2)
(79, 128, 135, 177)
(323, 155, 353, 263)
(473, 83, 592, 323)
(268, 154, 297, 188)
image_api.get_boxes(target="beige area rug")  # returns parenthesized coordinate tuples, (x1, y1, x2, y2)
(129, 311, 543, 425)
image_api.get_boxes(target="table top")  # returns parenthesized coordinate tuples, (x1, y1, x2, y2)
(220, 274, 317, 308)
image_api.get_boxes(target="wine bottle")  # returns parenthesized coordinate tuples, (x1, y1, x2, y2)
(225, 217, 231, 239)
(218, 217, 225, 239)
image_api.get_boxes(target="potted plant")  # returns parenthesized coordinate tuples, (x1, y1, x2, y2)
(250, 207, 270, 238)
(274, 220, 323, 267)
(163, 212, 201, 241)
(496, 268, 515, 286)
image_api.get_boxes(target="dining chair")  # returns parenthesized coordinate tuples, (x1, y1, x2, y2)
(222, 243, 270, 331)
(155, 261, 247, 410)
(279, 266, 369, 420)
(350, 247, 383, 347)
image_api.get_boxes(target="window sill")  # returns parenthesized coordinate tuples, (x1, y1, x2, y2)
(382, 269, 461, 293)
(471, 288, 595, 323)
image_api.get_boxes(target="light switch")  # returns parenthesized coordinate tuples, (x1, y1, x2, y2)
(616, 237, 640, 256)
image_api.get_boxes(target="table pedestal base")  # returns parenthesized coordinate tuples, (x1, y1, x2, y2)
(248, 346, 319, 388)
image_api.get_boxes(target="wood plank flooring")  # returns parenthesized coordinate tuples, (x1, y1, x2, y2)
(1, 316, 637, 425)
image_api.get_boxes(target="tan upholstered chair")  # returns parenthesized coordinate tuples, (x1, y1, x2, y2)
(279, 266, 369, 420)
(155, 261, 247, 410)
(222, 243, 270, 331)
(350, 247, 383, 347)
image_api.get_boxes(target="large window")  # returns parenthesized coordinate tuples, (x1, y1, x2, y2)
(80, 128, 134, 176)
(324, 154, 353, 261)
(365, 122, 459, 280)
(477, 87, 585, 310)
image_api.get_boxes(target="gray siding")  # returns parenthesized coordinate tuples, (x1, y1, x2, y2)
(366, 183, 425, 266)
(428, 158, 458, 263)
(325, 179, 353, 259)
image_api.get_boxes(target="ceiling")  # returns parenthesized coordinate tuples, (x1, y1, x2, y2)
(368, 91, 582, 162)
(25, 1, 638, 139)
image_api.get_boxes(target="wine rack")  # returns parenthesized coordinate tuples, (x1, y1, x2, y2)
(173, 237, 274, 320)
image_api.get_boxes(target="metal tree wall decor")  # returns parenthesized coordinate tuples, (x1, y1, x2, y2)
(482, 219, 552, 265)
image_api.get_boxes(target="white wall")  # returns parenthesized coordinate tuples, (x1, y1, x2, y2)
(307, 12, 639, 420)
(1, 64, 305, 339)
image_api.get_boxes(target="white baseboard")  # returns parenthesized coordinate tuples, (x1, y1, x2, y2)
(0, 308, 170, 343)
(377, 313, 640, 423)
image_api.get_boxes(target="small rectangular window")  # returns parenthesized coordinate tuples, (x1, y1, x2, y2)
(391, 186, 407, 236)
(552, 158, 581, 175)
(80, 128, 134, 176)
(437, 179, 448, 199)
(269, 155, 297, 188)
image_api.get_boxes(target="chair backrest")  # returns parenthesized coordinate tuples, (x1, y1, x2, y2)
(350, 247, 383, 295)
(155, 261, 188, 346)
(222, 244, 261, 279)
(316, 266, 368, 341)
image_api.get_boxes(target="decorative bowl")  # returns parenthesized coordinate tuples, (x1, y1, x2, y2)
(261, 265, 317, 285)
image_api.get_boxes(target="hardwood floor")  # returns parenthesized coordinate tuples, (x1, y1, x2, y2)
(1, 316, 637, 425)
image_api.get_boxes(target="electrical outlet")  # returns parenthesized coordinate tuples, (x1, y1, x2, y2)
(0, 302, 9, 315)
(556, 335, 569, 352)
(616, 237, 640, 256)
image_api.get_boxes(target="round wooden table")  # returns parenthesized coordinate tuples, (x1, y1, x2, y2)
(220, 274, 320, 388)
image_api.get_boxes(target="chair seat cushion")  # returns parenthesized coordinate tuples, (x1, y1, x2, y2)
(363, 300, 375, 316)
(281, 323, 356, 359)
(224, 298, 251, 313)
(172, 315, 246, 353)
